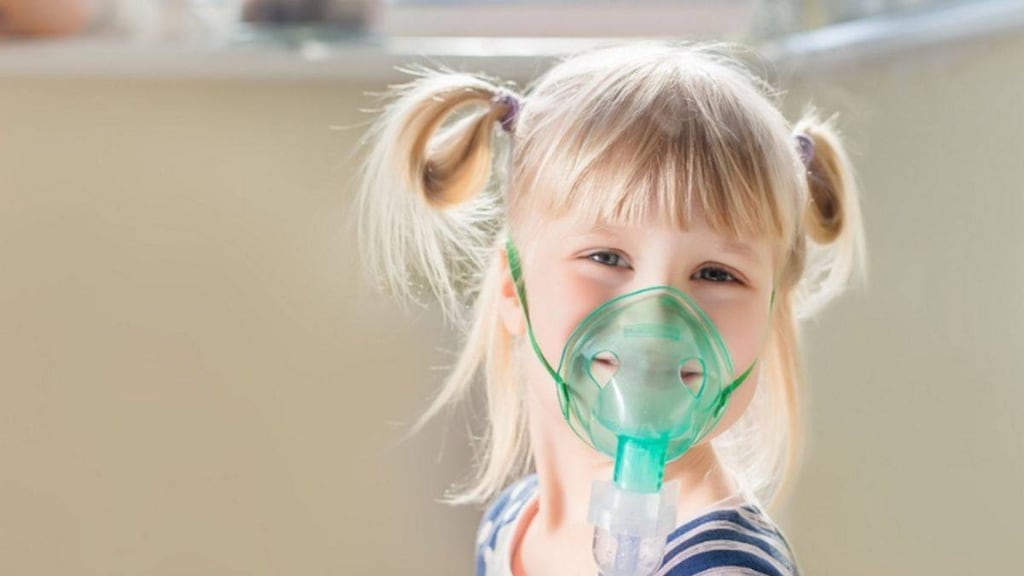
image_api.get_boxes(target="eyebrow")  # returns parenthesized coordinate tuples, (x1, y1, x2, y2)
(718, 239, 762, 263)
(566, 223, 623, 240)
(570, 219, 620, 233)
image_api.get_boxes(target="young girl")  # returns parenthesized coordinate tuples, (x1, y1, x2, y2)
(356, 40, 865, 575)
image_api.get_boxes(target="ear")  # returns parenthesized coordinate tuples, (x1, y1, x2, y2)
(497, 247, 527, 337)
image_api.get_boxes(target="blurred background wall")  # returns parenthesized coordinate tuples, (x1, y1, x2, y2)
(1, 4, 1022, 574)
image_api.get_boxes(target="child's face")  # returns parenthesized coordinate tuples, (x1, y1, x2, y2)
(500, 208, 777, 444)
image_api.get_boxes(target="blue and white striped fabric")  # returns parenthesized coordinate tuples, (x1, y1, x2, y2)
(475, 473, 800, 576)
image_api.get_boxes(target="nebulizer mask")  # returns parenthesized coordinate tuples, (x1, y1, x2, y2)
(505, 237, 772, 576)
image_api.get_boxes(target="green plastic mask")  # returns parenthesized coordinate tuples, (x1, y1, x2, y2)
(506, 237, 770, 494)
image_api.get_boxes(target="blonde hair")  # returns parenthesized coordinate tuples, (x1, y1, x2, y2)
(355, 40, 866, 512)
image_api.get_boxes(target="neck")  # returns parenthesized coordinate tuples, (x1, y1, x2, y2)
(526, 389, 610, 539)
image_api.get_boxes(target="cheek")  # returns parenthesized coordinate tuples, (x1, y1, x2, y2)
(701, 292, 772, 384)
(524, 265, 612, 369)
(518, 263, 616, 416)
(696, 294, 772, 440)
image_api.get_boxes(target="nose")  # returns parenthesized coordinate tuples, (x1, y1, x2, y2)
(628, 254, 687, 292)
(626, 267, 694, 314)
(629, 271, 675, 294)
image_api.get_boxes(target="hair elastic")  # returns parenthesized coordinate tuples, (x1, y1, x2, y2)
(491, 90, 520, 133)
(796, 133, 815, 168)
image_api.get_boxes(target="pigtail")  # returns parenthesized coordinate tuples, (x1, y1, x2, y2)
(354, 65, 519, 324)
(355, 67, 529, 505)
(737, 105, 869, 509)
(791, 104, 868, 319)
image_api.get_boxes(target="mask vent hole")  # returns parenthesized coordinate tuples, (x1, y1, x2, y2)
(588, 351, 619, 388)
(679, 358, 706, 395)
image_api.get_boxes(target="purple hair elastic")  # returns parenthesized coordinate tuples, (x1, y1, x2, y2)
(491, 90, 520, 133)
(796, 133, 815, 167)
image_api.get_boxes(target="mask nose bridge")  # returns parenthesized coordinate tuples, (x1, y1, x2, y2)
(617, 305, 687, 379)
(623, 288, 690, 342)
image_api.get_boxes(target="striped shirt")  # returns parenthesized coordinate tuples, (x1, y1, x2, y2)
(475, 474, 800, 575)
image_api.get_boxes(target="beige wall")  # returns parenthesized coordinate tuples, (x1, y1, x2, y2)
(1, 31, 1021, 575)
(0, 78, 478, 574)
(778, 31, 1024, 574)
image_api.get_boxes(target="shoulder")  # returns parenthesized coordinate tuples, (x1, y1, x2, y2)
(478, 473, 540, 539)
(655, 503, 801, 576)
(474, 474, 540, 576)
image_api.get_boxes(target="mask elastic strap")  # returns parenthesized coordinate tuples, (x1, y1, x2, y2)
(505, 237, 572, 414)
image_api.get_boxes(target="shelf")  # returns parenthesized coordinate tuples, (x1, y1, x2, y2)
(0, 33, 610, 82)
(1, 0, 1022, 82)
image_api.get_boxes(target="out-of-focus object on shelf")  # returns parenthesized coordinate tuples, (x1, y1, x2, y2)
(183, 0, 377, 47)
(0, 0, 95, 37)
(377, 0, 752, 39)
(187, 0, 244, 42)
(100, 1, 371, 46)
(241, 0, 373, 31)
(103, 0, 240, 44)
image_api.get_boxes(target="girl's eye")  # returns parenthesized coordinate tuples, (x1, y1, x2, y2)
(693, 266, 740, 284)
(582, 252, 741, 282)
(587, 251, 630, 268)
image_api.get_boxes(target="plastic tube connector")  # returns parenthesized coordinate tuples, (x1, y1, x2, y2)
(588, 478, 680, 576)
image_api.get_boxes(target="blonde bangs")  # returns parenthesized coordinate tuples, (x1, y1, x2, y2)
(510, 47, 798, 248)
